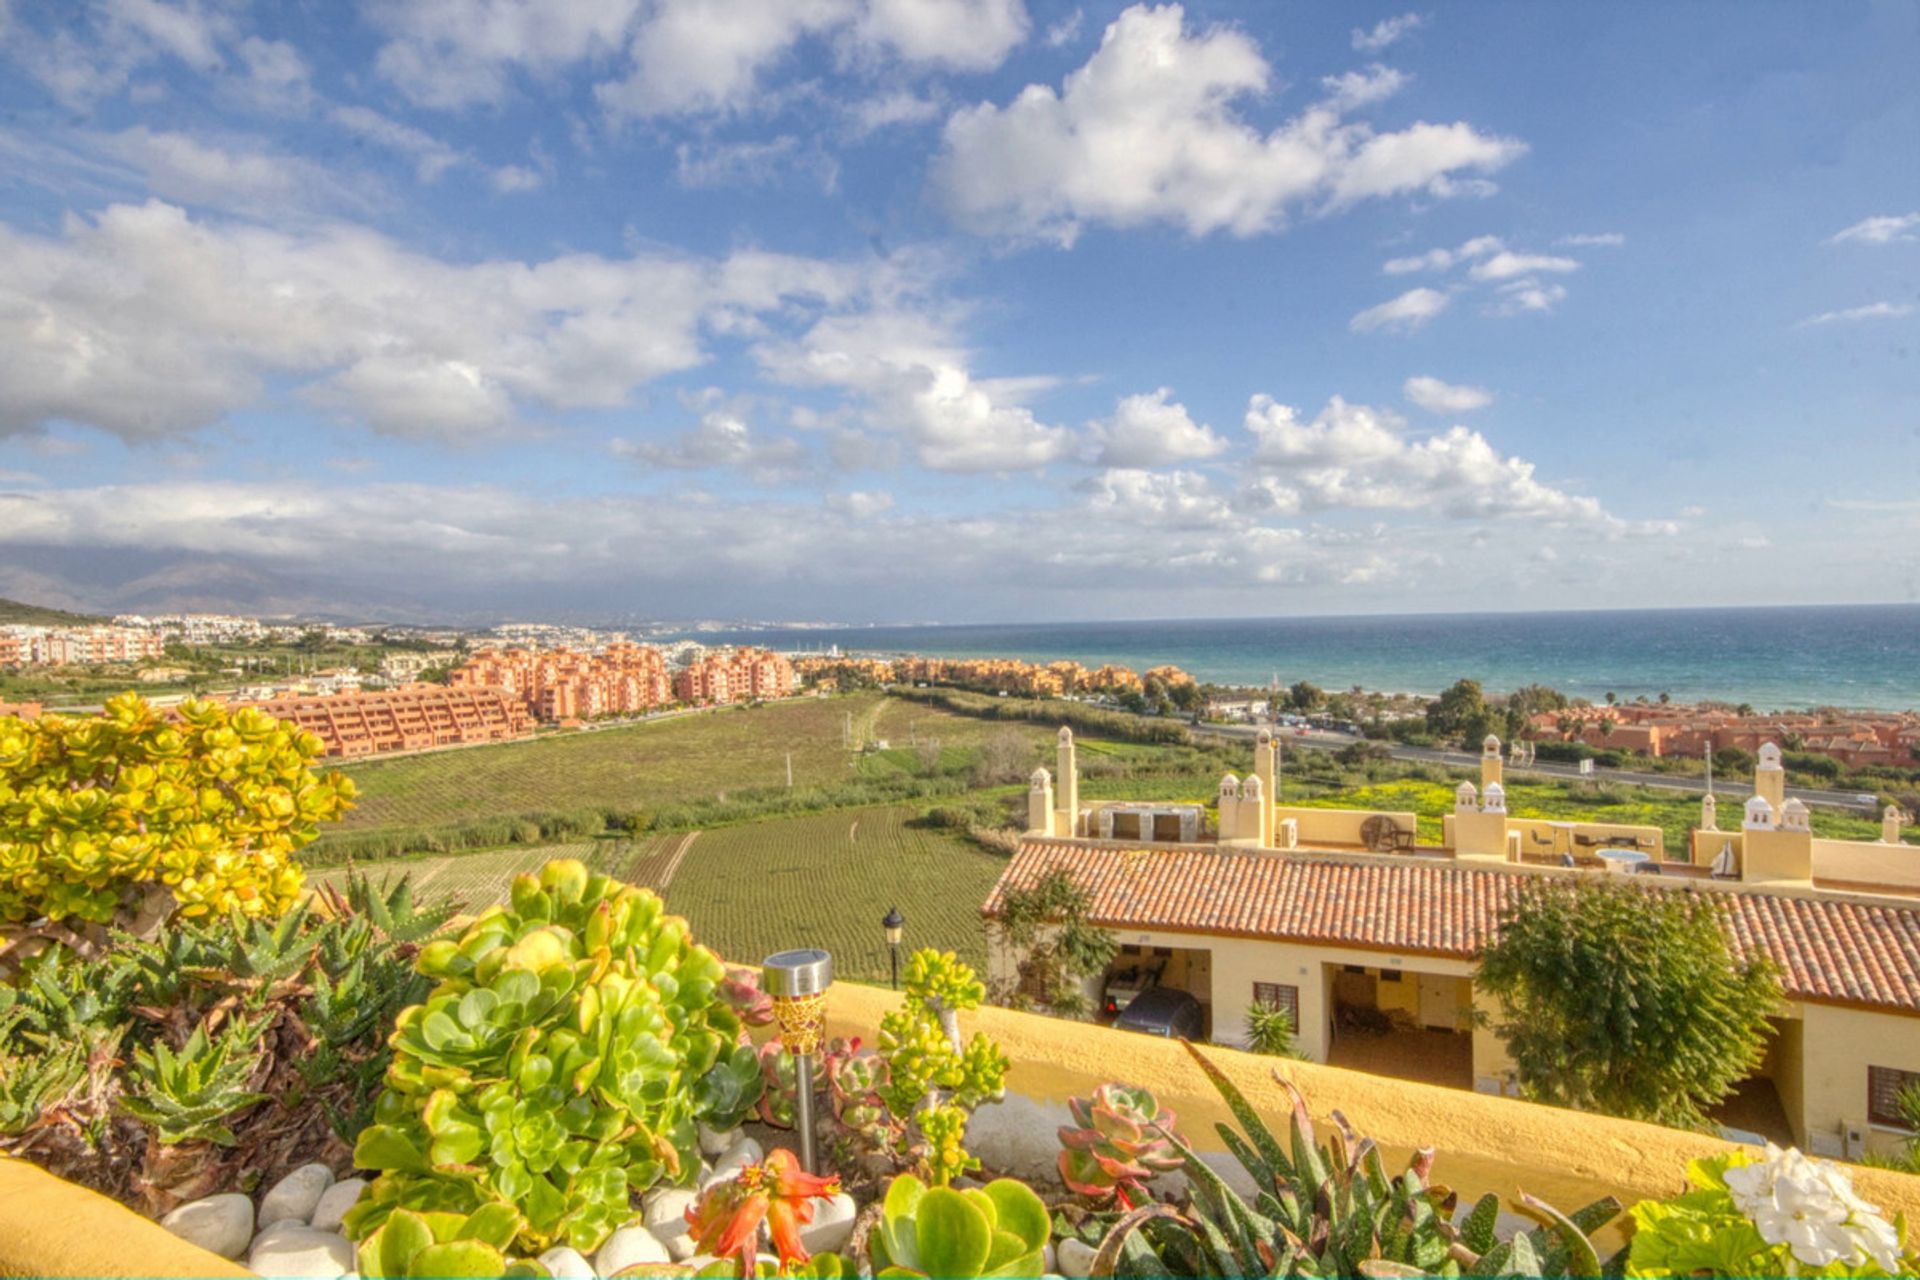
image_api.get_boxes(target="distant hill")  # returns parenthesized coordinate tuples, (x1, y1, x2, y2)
(0, 597, 107, 627)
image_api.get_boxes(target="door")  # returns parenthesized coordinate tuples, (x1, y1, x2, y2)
(1419, 975, 1460, 1031)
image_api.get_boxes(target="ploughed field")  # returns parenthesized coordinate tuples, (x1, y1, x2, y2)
(325, 692, 1047, 837)
(305, 805, 1005, 980)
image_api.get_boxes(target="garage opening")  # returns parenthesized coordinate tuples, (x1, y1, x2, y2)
(1324, 963, 1472, 1089)
(1100, 943, 1213, 1038)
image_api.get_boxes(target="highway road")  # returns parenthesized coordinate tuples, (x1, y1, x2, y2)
(1189, 721, 1882, 814)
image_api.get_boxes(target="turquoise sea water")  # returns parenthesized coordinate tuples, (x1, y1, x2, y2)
(683, 605, 1920, 712)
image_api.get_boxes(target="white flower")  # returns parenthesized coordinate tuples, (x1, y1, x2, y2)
(1724, 1143, 1904, 1272)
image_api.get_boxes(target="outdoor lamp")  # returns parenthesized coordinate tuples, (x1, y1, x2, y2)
(882, 906, 905, 990)
(762, 948, 833, 1173)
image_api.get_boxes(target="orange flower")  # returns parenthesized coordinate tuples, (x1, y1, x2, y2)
(686, 1149, 842, 1277)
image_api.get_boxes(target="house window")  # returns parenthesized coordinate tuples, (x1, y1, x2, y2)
(1869, 1066, 1920, 1129)
(1252, 982, 1299, 1031)
(1380, 970, 1403, 983)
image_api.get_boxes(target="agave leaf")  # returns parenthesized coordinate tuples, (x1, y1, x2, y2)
(1177, 1040, 1292, 1180)
(1517, 1191, 1600, 1279)
(1459, 1193, 1500, 1256)
(1090, 1202, 1187, 1279)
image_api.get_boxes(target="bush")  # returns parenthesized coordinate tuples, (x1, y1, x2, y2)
(0, 693, 356, 940)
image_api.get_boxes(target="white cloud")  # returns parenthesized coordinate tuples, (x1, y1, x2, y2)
(611, 403, 809, 473)
(826, 490, 895, 517)
(1489, 278, 1569, 314)
(1085, 388, 1226, 466)
(1555, 231, 1624, 247)
(490, 164, 544, 192)
(89, 127, 371, 216)
(1245, 394, 1669, 531)
(1351, 13, 1425, 53)
(0, 199, 868, 443)
(1797, 301, 1915, 326)
(3, 0, 235, 108)
(1382, 234, 1502, 274)
(1079, 468, 1234, 528)
(1404, 375, 1492, 414)
(329, 105, 466, 183)
(366, 0, 1024, 118)
(674, 136, 818, 188)
(1468, 250, 1579, 282)
(756, 308, 1073, 472)
(848, 90, 944, 134)
(1349, 286, 1450, 333)
(1045, 8, 1084, 46)
(932, 3, 1522, 245)
(233, 36, 314, 112)
(1828, 213, 1920, 246)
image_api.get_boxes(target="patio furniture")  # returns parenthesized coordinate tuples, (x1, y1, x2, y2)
(1361, 814, 1416, 853)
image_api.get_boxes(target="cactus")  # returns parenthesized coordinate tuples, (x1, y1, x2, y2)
(345, 859, 763, 1256)
(1056, 1084, 1182, 1209)
(867, 1172, 1050, 1279)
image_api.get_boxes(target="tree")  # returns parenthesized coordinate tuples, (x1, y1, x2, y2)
(1476, 878, 1779, 1130)
(1168, 680, 1204, 714)
(0, 693, 356, 961)
(971, 728, 1034, 786)
(1426, 678, 1496, 744)
(1288, 681, 1325, 713)
(988, 869, 1117, 1021)
(1604, 690, 1617, 706)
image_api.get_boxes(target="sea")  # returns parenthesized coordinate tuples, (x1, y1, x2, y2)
(677, 604, 1920, 713)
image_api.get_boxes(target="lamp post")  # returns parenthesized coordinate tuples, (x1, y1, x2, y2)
(882, 907, 905, 990)
(762, 949, 832, 1174)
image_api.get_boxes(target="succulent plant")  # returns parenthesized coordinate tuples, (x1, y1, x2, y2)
(345, 859, 763, 1256)
(118, 1016, 269, 1146)
(1056, 1084, 1182, 1209)
(0, 693, 353, 944)
(355, 1204, 549, 1279)
(867, 1172, 1050, 1279)
(916, 1103, 979, 1188)
(1091, 1041, 1624, 1279)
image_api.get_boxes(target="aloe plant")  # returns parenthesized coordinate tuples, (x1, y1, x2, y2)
(1089, 1041, 1624, 1278)
(355, 1204, 549, 1278)
(1057, 1084, 1182, 1209)
(345, 859, 764, 1255)
(118, 1016, 269, 1145)
(867, 1173, 1050, 1279)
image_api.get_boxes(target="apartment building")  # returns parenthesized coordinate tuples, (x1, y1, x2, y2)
(450, 642, 675, 721)
(241, 685, 532, 758)
(1535, 703, 1920, 768)
(0, 625, 168, 666)
(672, 647, 794, 705)
(989, 729, 1920, 1161)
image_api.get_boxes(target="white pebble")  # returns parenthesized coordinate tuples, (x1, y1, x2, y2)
(258, 1163, 336, 1228)
(642, 1187, 698, 1260)
(537, 1245, 595, 1280)
(1057, 1238, 1097, 1278)
(799, 1192, 857, 1256)
(595, 1225, 672, 1274)
(710, 1136, 763, 1177)
(698, 1123, 741, 1158)
(158, 1193, 254, 1259)
(307, 1178, 367, 1234)
(248, 1227, 354, 1278)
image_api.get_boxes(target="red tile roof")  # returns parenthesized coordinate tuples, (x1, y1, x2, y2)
(985, 840, 1920, 1015)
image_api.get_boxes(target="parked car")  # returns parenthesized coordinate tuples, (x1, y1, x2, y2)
(1100, 957, 1165, 1017)
(1111, 987, 1205, 1040)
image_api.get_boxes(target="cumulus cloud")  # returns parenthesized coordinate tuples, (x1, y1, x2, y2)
(1468, 250, 1579, 282)
(1381, 234, 1503, 274)
(1828, 213, 1920, 246)
(1797, 301, 1915, 326)
(1350, 287, 1450, 333)
(1379, 234, 1587, 318)
(611, 397, 809, 474)
(1084, 388, 1227, 466)
(1244, 394, 1670, 532)
(756, 309, 1073, 472)
(1555, 231, 1624, 247)
(931, 3, 1522, 245)
(0, 199, 868, 443)
(1404, 375, 1492, 414)
(1352, 13, 1425, 53)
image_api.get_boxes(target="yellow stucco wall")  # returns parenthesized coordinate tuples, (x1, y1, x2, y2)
(1812, 838, 1920, 889)
(1273, 806, 1417, 846)
(1799, 1002, 1920, 1158)
(0, 1156, 251, 1278)
(821, 983, 1920, 1227)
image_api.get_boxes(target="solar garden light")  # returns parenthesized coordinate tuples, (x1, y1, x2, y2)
(882, 906, 905, 990)
(762, 948, 833, 1174)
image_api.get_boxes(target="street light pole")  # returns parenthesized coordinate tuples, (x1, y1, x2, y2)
(882, 906, 904, 990)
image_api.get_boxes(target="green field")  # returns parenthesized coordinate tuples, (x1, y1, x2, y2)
(659, 806, 1004, 981)
(329, 693, 1051, 837)
(309, 805, 1006, 981)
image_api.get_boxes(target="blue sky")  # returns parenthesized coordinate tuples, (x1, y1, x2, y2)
(0, 0, 1915, 623)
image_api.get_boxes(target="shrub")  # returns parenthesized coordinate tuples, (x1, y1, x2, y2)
(0, 693, 355, 941)
(344, 858, 764, 1255)
(1242, 999, 1300, 1058)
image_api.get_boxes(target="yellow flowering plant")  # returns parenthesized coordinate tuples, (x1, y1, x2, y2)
(0, 692, 354, 944)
